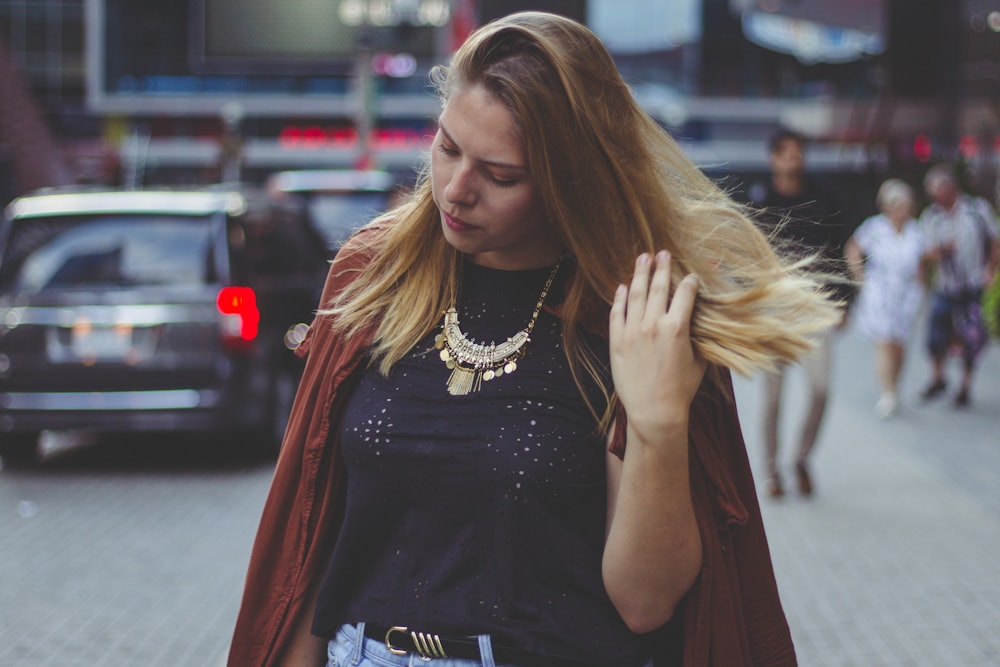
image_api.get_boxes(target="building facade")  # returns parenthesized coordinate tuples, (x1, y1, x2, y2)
(1, 0, 998, 202)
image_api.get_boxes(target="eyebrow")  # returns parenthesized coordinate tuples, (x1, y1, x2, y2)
(438, 124, 528, 172)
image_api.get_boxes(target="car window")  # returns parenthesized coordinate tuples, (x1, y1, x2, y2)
(0, 215, 215, 293)
(221, 195, 325, 280)
(306, 192, 390, 249)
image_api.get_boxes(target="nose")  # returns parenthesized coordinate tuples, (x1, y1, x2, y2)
(444, 163, 476, 207)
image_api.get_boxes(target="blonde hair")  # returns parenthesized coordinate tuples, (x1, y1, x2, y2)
(325, 12, 841, 404)
(876, 178, 915, 213)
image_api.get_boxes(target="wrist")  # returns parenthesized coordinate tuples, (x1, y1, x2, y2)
(626, 417, 690, 450)
(621, 423, 692, 489)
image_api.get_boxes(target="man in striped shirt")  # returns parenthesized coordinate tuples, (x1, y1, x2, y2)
(919, 164, 1000, 407)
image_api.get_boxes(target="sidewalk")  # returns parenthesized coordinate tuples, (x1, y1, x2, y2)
(733, 320, 1000, 666)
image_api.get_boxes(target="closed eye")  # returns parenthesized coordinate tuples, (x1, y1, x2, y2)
(486, 173, 518, 188)
(436, 132, 522, 188)
(437, 143, 459, 157)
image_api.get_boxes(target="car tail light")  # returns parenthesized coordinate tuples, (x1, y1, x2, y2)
(217, 286, 259, 351)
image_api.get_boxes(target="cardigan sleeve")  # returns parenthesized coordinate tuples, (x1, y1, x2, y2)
(682, 372, 797, 666)
(227, 225, 384, 667)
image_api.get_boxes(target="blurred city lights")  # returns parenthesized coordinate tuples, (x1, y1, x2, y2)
(277, 125, 428, 150)
(912, 134, 932, 162)
(372, 52, 417, 78)
(337, 0, 450, 28)
(959, 135, 980, 159)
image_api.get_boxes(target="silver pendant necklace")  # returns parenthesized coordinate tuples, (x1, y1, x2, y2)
(434, 262, 560, 396)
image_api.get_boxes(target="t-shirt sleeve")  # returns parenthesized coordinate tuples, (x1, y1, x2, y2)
(851, 217, 875, 253)
(975, 198, 1000, 239)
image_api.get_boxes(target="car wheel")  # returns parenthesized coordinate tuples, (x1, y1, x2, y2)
(0, 433, 40, 468)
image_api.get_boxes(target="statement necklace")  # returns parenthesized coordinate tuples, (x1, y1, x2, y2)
(435, 261, 560, 396)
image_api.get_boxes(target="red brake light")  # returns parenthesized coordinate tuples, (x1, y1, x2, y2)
(217, 287, 260, 342)
(913, 134, 932, 163)
(959, 135, 979, 159)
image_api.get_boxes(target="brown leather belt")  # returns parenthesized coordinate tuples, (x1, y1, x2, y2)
(364, 624, 595, 667)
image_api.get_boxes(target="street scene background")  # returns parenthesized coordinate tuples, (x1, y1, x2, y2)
(2, 1, 1000, 666)
(2, 303, 998, 667)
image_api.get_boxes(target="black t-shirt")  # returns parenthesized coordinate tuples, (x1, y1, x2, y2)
(746, 178, 842, 256)
(312, 261, 650, 666)
(747, 178, 854, 303)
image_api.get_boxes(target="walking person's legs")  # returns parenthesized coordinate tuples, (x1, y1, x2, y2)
(954, 289, 987, 407)
(921, 293, 953, 400)
(875, 339, 904, 417)
(762, 368, 785, 497)
(795, 332, 832, 496)
(955, 334, 983, 406)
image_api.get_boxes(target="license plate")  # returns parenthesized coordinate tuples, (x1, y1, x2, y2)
(71, 324, 133, 360)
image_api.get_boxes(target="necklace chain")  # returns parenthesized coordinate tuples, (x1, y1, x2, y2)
(434, 262, 560, 396)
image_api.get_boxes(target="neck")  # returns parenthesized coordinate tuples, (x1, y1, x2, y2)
(772, 173, 803, 196)
(439, 260, 561, 396)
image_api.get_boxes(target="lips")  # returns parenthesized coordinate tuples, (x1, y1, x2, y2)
(443, 211, 475, 232)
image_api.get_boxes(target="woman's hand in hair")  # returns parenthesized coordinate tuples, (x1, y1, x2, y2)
(609, 251, 706, 440)
(604, 250, 704, 631)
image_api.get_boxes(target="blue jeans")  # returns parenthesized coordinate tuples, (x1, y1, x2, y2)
(327, 623, 509, 667)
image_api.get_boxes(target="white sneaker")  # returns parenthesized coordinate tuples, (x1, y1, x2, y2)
(875, 394, 898, 419)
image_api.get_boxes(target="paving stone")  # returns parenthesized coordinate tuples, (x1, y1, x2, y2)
(1, 316, 998, 666)
(735, 318, 1000, 667)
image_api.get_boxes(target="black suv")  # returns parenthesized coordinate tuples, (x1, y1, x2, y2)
(0, 187, 330, 464)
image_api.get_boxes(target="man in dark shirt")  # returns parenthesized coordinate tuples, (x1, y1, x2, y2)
(746, 129, 851, 499)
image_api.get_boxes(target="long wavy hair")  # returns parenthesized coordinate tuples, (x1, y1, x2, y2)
(325, 11, 842, 411)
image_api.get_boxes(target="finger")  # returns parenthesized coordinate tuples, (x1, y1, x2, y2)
(626, 253, 652, 317)
(646, 250, 673, 317)
(667, 274, 700, 330)
(609, 283, 627, 340)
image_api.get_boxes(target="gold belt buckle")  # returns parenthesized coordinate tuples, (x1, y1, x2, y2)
(383, 625, 448, 660)
(384, 626, 409, 656)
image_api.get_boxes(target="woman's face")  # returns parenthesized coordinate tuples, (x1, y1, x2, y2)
(431, 83, 563, 270)
(884, 197, 913, 223)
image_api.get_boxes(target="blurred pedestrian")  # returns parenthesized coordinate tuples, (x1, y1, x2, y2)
(845, 179, 926, 418)
(229, 13, 841, 667)
(747, 129, 852, 498)
(919, 164, 1000, 407)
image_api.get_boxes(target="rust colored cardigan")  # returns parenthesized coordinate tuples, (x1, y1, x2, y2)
(228, 225, 797, 667)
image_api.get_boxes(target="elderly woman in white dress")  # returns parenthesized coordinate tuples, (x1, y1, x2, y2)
(846, 179, 927, 418)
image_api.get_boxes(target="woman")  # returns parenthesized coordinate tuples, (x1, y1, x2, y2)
(846, 179, 926, 418)
(229, 12, 841, 667)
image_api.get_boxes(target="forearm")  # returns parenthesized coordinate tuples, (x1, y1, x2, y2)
(844, 240, 864, 282)
(602, 421, 701, 635)
(603, 250, 704, 633)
